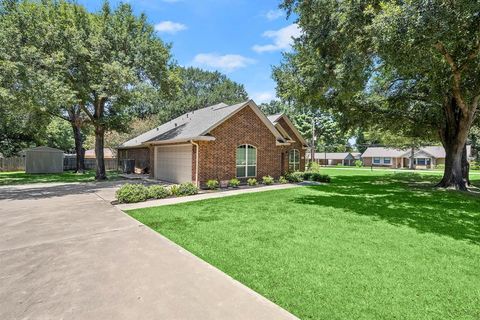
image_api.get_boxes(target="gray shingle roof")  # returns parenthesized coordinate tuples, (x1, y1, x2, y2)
(267, 114, 282, 124)
(361, 147, 408, 158)
(120, 102, 249, 148)
(307, 152, 353, 160)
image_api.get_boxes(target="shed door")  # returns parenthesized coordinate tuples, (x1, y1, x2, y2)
(155, 145, 192, 183)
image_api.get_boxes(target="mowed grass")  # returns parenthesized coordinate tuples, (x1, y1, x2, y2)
(0, 170, 119, 185)
(128, 169, 480, 320)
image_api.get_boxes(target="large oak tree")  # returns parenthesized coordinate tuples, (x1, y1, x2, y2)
(276, 0, 480, 190)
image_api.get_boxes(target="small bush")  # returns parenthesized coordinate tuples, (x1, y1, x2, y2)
(286, 171, 304, 182)
(303, 172, 312, 181)
(336, 163, 344, 167)
(470, 161, 480, 170)
(206, 179, 219, 190)
(308, 162, 321, 172)
(355, 160, 363, 167)
(278, 176, 288, 184)
(309, 172, 331, 183)
(177, 182, 199, 196)
(262, 175, 274, 185)
(228, 178, 240, 188)
(247, 178, 257, 186)
(169, 184, 180, 196)
(116, 183, 149, 203)
(148, 185, 171, 199)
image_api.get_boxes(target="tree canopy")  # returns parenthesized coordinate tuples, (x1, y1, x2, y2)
(276, 0, 480, 189)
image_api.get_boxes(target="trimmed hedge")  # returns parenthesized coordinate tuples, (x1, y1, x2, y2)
(116, 184, 149, 203)
(148, 185, 171, 199)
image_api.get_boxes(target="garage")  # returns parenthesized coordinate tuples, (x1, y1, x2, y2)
(154, 145, 192, 183)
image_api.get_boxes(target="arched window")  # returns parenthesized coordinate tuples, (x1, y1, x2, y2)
(236, 144, 257, 177)
(289, 149, 300, 171)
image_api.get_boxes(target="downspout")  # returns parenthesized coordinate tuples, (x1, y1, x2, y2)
(190, 140, 199, 187)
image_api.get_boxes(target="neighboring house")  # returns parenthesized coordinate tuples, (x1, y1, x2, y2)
(306, 152, 357, 166)
(84, 148, 116, 159)
(117, 100, 308, 186)
(361, 145, 472, 169)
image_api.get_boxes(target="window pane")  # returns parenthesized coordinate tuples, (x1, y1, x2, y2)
(247, 165, 256, 177)
(236, 166, 246, 177)
(247, 146, 256, 165)
(294, 150, 299, 162)
(236, 145, 246, 165)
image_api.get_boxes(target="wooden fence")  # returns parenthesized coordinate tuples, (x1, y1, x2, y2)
(63, 156, 118, 171)
(0, 155, 117, 172)
(0, 156, 25, 171)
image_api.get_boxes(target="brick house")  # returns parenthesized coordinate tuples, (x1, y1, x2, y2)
(306, 152, 359, 166)
(117, 100, 307, 186)
(361, 146, 472, 169)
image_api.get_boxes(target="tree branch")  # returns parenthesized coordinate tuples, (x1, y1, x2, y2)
(79, 102, 94, 121)
(434, 41, 468, 114)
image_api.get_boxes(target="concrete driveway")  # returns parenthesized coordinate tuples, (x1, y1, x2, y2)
(0, 182, 297, 320)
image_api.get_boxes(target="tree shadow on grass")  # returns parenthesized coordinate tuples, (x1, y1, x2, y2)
(292, 174, 480, 245)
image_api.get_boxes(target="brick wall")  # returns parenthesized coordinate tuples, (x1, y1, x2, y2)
(276, 117, 306, 172)
(196, 106, 298, 186)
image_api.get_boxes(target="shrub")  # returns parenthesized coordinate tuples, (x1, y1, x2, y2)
(470, 161, 480, 170)
(169, 184, 180, 196)
(355, 160, 363, 167)
(206, 179, 219, 190)
(336, 163, 344, 167)
(177, 182, 199, 196)
(228, 178, 240, 188)
(148, 185, 171, 199)
(286, 171, 304, 182)
(262, 175, 274, 185)
(308, 161, 321, 172)
(116, 183, 149, 203)
(278, 176, 288, 184)
(309, 172, 331, 183)
(303, 171, 312, 181)
(436, 164, 445, 170)
(247, 178, 257, 186)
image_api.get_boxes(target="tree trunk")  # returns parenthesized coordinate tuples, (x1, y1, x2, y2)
(95, 125, 107, 180)
(409, 147, 415, 169)
(462, 144, 470, 186)
(71, 122, 85, 174)
(437, 97, 472, 191)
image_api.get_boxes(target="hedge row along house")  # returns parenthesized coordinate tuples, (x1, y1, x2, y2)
(117, 100, 307, 187)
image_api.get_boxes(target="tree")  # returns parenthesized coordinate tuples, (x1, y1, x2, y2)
(276, 0, 480, 190)
(43, 118, 75, 152)
(157, 67, 248, 123)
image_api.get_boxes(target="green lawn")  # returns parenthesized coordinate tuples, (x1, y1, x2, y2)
(0, 170, 119, 185)
(128, 169, 480, 320)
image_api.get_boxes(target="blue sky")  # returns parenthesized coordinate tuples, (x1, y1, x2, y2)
(77, 0, 298, 104)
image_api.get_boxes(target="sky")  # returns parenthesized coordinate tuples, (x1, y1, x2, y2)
(77, 0, 299, 104)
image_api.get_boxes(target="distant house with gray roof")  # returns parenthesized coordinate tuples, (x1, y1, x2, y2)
(306, 152, 358, 166)
(361, 145, 472, 169)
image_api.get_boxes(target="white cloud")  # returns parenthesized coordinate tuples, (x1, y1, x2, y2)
(252, 24, 301, 53)
(192, 53, 255, 72)
(265, 9, 284, 21)
(252, 91, 276, 104)
(154, 21, 187, 34)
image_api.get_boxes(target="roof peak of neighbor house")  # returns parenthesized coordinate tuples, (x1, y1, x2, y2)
(119, 100, 288, 148)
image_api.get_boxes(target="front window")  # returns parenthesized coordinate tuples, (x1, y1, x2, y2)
(236, 145, 256, 177)
(373, 157, 381, 164)
(415, 158, 430, 165)
(289, 149, 300, 171)
(383, 157, 391, 164)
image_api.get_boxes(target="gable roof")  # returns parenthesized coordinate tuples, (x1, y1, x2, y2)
(362, 147, 407, 158)
(26, 146, 64, 153)
(307, 152, 354, 160)
(268, 113, 308, 147)
(120, 100, 285, 148)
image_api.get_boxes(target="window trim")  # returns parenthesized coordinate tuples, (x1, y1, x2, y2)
(383, 157, 391, 164)
(289, 149, 300, 171)
(373, 157, 381, 164)
(236, 144, 257, 178)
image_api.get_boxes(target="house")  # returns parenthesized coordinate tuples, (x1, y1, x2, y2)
(117, 100, 308, 186)
(84, 148, 115, 159)
(306, 152, 358, 166)
(361, 145, 472, 169)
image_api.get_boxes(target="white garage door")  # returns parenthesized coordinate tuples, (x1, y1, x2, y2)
(155, 145, 192, 183)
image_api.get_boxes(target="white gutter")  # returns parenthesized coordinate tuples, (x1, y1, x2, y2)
(190, 140, 200, 187)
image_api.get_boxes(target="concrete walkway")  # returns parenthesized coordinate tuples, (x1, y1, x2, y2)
(117, 183, 302, 210)
(0, 182, 297, 320)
